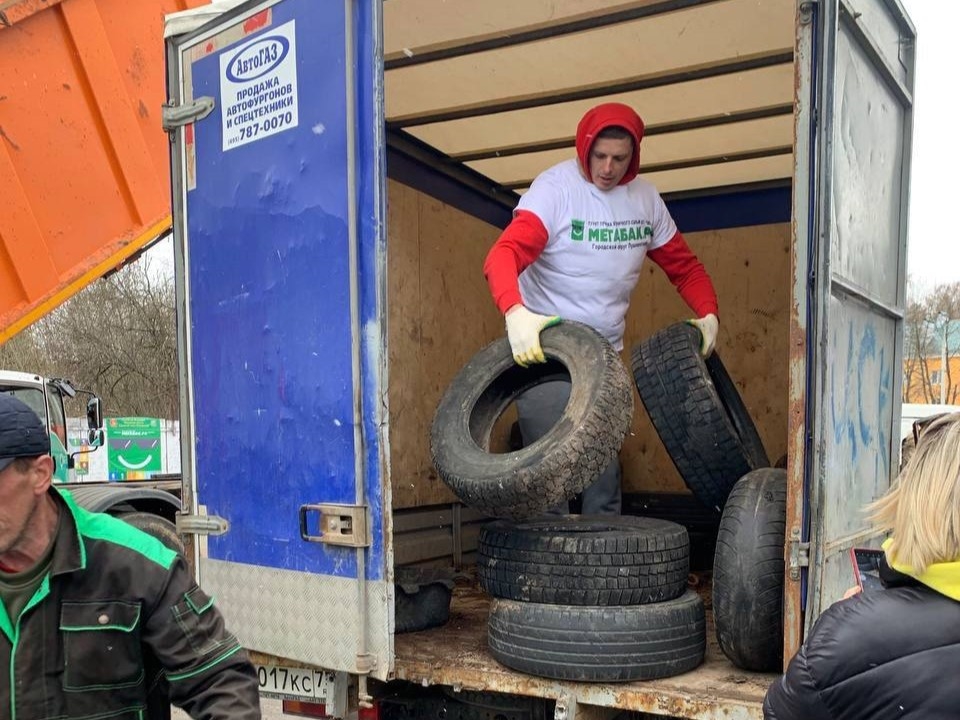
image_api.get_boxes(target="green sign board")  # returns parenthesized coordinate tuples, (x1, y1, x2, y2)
(108, 417, 162, 480)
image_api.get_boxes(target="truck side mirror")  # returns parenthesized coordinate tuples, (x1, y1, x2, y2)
(86, 397, 103, 430)
(71, 427, 104, 469)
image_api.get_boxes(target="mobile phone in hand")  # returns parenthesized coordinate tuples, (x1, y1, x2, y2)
(851, 547, 885, 592)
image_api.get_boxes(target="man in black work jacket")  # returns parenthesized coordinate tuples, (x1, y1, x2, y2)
(0, 394, 261, 719)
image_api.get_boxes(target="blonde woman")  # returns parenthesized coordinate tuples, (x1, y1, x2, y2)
(763, 412, 960, 720)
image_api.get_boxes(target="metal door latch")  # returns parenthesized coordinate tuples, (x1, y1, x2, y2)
(177, 513, 229, 536)
(299, 504, 370, 547)
(162, 97, 215, 131)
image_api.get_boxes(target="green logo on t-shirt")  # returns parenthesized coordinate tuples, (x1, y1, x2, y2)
(588, 224, 653, 242)
(571, 219, 585, 241)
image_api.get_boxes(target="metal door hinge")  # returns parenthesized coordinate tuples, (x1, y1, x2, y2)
(299, 503, 370, 547)
(177, 513, 229, 536)
(800, 0, 818, 24)
(788, 527, 810, 580)
(162, 97, 215, 132)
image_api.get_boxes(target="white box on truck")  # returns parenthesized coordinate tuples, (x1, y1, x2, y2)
(164, 1, 916, 717)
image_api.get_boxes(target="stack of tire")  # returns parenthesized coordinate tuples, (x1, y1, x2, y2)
(430, 322, 708, 681)
(477, 515, 705, 682)
(431, 320, 787, 677)
(632, 323, 787, 673)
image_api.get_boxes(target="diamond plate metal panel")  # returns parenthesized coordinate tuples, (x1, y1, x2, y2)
(201, 559, 392, 680)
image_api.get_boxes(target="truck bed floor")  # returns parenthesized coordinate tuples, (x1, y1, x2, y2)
(393, 582, 776, 720)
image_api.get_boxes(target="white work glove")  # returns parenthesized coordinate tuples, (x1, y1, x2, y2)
(505, 305, 562, 367)
(686, 313, 719, 358)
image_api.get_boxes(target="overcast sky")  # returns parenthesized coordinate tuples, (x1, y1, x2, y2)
(899, 0, 955, 293)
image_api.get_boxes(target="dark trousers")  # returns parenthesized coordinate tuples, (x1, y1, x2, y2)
(515, 380, 622, 515)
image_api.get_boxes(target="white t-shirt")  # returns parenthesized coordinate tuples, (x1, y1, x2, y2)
(517, 159, 677, 350)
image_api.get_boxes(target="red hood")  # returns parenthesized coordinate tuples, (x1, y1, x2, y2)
(575, 103, 645, 185)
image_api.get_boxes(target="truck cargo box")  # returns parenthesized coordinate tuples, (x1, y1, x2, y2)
(164, 1, 915, 717)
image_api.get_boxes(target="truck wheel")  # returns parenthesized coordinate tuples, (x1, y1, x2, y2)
(488, 591, 705, 682)
(630, 323, 769, 512)
(118, 512, 185, 555)
(440, 687, 537, 714)
(478, 515, 689, 605)
(713, 468, 787, 672)
(431, 321, 633, 519)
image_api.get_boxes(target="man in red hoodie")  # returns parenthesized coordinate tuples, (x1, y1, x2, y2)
(483, 102, 719, 514)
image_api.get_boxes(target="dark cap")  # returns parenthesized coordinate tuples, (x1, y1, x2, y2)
(0, 394, 51, 473)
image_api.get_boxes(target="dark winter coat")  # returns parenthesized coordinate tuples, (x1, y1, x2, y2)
(763, 559, 960, 720)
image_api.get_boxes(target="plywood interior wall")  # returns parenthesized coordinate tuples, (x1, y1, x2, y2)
(387, 179, 503, 508)
(387, 176, 791, 508)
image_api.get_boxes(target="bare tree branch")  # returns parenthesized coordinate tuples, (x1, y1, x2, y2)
(0, 259, 179, 419)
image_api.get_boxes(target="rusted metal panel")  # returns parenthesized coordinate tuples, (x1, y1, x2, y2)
(782, 0, 815, 666)
(392, 587, 772, 720)
(784, 0, 914, 658)
(804, 0, 914, 625)
(0, 0, 208, 343)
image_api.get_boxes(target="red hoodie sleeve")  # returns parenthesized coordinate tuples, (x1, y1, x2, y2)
(646, 231, 719, 318)
(483, 210, 550, 314)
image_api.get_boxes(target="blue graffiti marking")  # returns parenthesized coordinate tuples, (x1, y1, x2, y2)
(858, 325, 877, 446)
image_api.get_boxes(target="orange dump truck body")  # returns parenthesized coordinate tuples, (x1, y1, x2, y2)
(0, 0, 207, 343)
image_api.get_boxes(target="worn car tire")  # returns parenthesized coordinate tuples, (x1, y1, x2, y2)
(631, 323, 769, 512)
(478, 515, 689, 605)
(118, 511, 185, 554)
(394, 567, 454, 634)
(431, 321, 633, 519)
(713, 468, 787, 672)
(488, 591, 705, 682)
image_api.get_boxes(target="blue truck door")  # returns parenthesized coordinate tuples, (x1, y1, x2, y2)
(802, 0, 915, 626)
(165, 0, 391, 677)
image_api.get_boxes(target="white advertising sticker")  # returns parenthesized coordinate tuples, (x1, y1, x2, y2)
(220, 19, 299, 151)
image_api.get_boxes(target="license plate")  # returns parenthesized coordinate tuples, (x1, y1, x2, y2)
(255, 663, 335, 701)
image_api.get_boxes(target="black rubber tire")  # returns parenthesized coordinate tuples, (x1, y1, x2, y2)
(478, 515, 689, 605)
(431, 321, 633, 519)
(487, 591, 705, 682)
(630, 322, 769, 512)
(394, 567, 454, 634)
(713, 468, 787, 672)
(118, 512, 185, 554)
